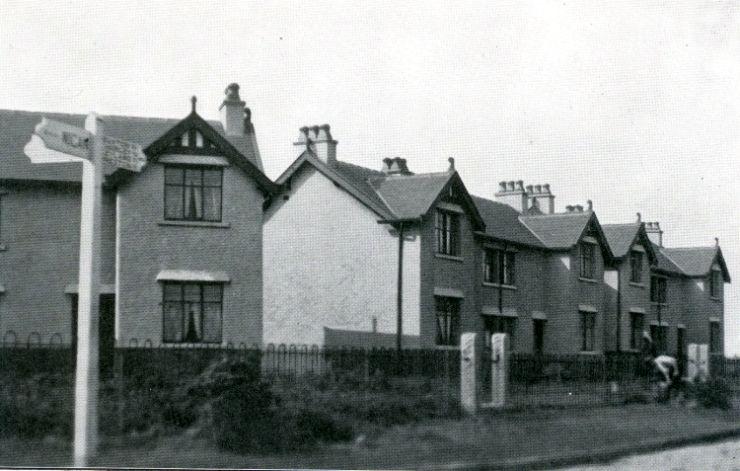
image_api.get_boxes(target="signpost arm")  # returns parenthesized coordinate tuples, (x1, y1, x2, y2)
(73, 113, 103, 467)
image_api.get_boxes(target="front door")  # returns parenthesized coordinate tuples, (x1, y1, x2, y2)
(533, 319, 546, 355)
(676, 327, 686, 376)
(70, 294, 115, 374)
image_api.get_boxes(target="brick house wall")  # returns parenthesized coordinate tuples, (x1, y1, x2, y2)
(0, 181, 116, 345)
(116, 158, 264, 346)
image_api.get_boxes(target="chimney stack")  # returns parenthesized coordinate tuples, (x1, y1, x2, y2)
(219, 83, 248, 136)
(495, 179, 529, 213)
(645, 221, 663, 247)
(381, 157, 412, 176)
(526, 183, 555, 214)
(293, 124, 337, 164)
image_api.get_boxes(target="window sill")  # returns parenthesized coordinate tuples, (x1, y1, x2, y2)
(435, 345, 459, 350)
(161, 341, 225, 347)
(650, 302, 668, 307)
(0, 243, 6, 252)
(435, 254, 463, 263)
(578, 277, 599, 284)
(158, 220, 230, 229)
(578, 350, 601, 355)
(629, 282, 646, 289)
(710, 296, 723, 302)
(482, 282, 517, 291)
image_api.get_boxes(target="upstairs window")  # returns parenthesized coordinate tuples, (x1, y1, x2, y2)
(483, 249, 516, 286)
(710, 270, 722, 298)
(435, 296, 460, 346)
(650, 276, 667, 304)
(579, 243, 595, 279)
(162, 282, 223, 344)
(629, 251, 643, 283)
(164, 166, 223, 222)
(435, 209, 460, 256)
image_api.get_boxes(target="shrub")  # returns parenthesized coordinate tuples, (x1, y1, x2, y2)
(691, 378, 733, 409)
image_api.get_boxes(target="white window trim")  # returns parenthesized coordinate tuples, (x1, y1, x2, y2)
(433, 287, 464, 298)
(159, 154, 230, 166)
(481, 306, 518, 317)
(156, 269, 231, 283)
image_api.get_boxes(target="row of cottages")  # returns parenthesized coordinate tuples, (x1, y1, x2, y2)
(263, 127, 730, 356)
(0, 83, 731, 358)
(0, 84, 277, 364)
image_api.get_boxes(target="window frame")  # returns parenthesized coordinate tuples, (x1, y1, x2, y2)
(650, 275, 667, 304)
(163, 164, 224, 223)
(579, 242, 595, 280)
(580, 311, 596, 352)
(435, 209, 460, 257)
(483, 248, 516, 286)
(710, 270, 722, 299)
(161, 281, 224, 344)
(629, 251, 643, 283)
(434, 296, 460, 346)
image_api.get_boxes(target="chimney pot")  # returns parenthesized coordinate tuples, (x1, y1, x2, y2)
(575, 205, 584, 212)
(566, 205, 574, 212)
(516, 180, 524, 191)
(543, 183, 551, 194)
(535, 184, 542, 194)
(220, 82, 247, 135)
(499, 181, 507, 192)
(526, 185, 534, 194)
(508, 181, 516, 191)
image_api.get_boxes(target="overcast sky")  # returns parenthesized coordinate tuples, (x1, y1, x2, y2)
(2, 0, 738, 355)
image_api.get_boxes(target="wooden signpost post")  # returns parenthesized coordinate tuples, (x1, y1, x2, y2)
(24, 113, 145, 466)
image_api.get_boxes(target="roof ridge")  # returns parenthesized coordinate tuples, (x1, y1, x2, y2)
(0, 108, 201, 124)
(663, 246, 716, 251)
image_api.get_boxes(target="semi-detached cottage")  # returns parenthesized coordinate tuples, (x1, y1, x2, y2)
(0, 84, 277, 367)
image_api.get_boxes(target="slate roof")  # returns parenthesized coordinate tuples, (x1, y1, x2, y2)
(0, 109, 263, 182)
(518, 211, 595, 249)
(651, 244, 687, 275)
(602, 223, 640, 258)
(470, 196, 544, 247)
(662, 246, 730, 281)
(369, 171, 454, 220)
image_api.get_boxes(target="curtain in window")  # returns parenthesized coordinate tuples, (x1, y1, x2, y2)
(184, 184, 203, 220)
(163, 302, 183, 343)
(183, 284, 202, 342)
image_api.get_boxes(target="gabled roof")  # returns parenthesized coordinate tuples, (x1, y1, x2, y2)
(519, 211, 614, 260)
(471, 196, 545, 248)
(602, 223, 657, 263)
(0, 108, 264, 183)
(662, 246, 731, 282)
(272, 154, 484, 227)
(142, 111, 276, 193)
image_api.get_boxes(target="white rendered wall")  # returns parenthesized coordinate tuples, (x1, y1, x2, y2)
(263, 165, 420, 347)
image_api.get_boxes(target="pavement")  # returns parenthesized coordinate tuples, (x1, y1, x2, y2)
(566, 438, 740, 470)
(432, 423, 740, 471)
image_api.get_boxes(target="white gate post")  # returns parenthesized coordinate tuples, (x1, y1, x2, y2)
(74, 113, 104, 467)
(490, 333, 508, 409)
(460, 332, 478, 415)
(687, 343, 709, 382)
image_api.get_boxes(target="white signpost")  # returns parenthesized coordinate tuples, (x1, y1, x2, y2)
(24, 113, 145, 467)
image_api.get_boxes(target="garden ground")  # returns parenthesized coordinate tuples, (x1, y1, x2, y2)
(2, 403, 739, 469)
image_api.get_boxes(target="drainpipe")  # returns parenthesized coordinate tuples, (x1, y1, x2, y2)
(616, 268, 622, 352)
(396, 222, 405, 353)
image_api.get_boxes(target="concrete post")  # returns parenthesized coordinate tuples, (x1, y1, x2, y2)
(687, 343, 709, 382)
(74, 113, 103, 466)
(460, 332, 478, 415)
(490, 333, 508, 408)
